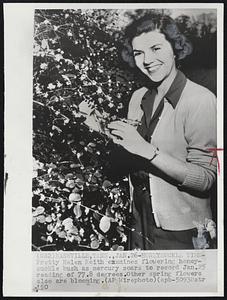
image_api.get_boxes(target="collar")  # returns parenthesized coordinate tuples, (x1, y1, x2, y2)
(164, 70, 187, 108)
(140, 70, 187, 115)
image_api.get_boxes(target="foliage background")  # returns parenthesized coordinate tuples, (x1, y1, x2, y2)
(32, 9, 217, 251)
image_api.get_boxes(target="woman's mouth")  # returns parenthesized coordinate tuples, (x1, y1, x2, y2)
(145, 64, 162, 73)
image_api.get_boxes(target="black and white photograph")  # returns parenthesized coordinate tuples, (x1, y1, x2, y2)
(32, 8, 218, 252)
(4, 3, 224, 296)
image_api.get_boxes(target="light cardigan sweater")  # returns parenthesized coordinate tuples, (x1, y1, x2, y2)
(127, 78, 217, 230)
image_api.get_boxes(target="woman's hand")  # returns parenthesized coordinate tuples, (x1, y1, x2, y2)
(108, 120, 152, 157)
(108, 120, 189, 185)
(79, 99, 95, 117)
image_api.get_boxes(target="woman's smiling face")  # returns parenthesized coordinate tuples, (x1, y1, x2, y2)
(132, 31, 176, 82)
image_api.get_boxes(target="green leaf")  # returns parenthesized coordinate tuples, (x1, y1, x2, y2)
(36, 214, 46, 223)
(65, 173, 74, 179)
(69, 193, 81, 202)
(68, 225, 79, 235)
(73, 204, 82, 218)
(90, 239, 100, 249)
(62, 217, 73, 229)
(33, 206, 45, 216)
(57, 231, 67, 239)
(45, 215, 52, 223)
(66, 180, 76, 189)
(102, 180, 112, 189)
(99, 216, 111, 233)
(32, 217, 37, 226)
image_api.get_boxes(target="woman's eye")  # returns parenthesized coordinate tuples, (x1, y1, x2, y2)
(134, 52, 142, 57)
(153, 47, 161, 52)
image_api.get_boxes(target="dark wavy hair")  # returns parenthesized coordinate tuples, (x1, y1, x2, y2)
(121, 14, 193, 68)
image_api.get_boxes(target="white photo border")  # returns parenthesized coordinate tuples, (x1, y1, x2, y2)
(3, 2, 224, 297)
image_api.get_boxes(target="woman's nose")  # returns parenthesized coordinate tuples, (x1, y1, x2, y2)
(143, 51, 155, 66)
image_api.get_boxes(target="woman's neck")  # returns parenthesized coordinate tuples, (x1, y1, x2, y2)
(156, 66, 177, 98)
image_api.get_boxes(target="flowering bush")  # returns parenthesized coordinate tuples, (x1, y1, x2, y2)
(32, 9, 217, 251)
(32, 9, 141, 251)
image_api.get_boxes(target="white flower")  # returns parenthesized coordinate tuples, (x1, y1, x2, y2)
(122, 234, 127, 243)
(32, 170, 38, 178)
(56, 81, 63, 88)
(67, 235, 75, 242)
(33, 43, 41, 54)
(47, 83, 56, 90)
(108, 103, 114, 108)
(80, 74, 86, 81)
(47, 236, 53, 243)
(35, 85, 41, 94)
(97, 87, 103, 94)
(33, 157, 39, 170)
(40, 194, 45, 201)
(74, 63, 80, 70)
(55, 54, 63, 62)
(79, 228, 85, 236)
(84, 207, 90, 215)
(65, 14, 69, 18)
(41, 39, 49, 49)
(67, 31, 73, 36)
(40, 63, 48, 70)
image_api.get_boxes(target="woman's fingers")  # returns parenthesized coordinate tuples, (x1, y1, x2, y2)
(110, 130, 124, 139)
(111, 135, 123, 146)
(108, 120, 127, 130)
(79, 100, 94, 116)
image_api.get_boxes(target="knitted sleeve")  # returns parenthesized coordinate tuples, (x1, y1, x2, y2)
(180, 85, 217, 192)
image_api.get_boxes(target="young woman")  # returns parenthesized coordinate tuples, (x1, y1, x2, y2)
(107, 15, 217, 250)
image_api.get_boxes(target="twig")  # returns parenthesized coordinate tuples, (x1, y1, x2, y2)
(35, 29, 53, 38)
(32, 244, 41, 251)
(78, 203, 154, 246)
(77, 244, 102, 251)
(34, 100, 70, 122)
